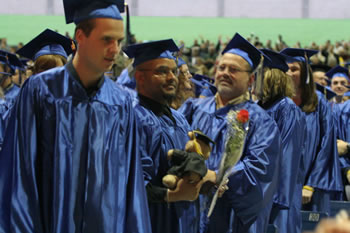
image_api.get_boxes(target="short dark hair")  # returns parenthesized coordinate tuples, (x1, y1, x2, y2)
(74, 18, 96, 38)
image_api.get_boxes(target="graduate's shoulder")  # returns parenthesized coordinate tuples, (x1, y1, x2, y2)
(245, 101, 277, 125)
(271, 97, 303, 117)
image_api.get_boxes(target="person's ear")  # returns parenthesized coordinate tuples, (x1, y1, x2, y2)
(248, 73, 255, 86)
(75, 29, 85, 44)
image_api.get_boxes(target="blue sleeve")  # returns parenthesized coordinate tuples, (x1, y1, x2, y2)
(305, 98, 343, 192)
(124, 100, 152, 233)
(178, 98, 195, 125)
(224, 111, 281, 224)
(0, 79, 43, 233)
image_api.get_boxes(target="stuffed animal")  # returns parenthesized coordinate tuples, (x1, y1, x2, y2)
(162, 130, 214, 190)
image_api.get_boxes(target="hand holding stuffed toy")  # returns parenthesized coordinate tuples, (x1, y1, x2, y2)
(162, 130, 214, 189)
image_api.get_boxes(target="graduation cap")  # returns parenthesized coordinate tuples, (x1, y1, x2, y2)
(0, 55, 12, 76)
(316, 83, 336, 100)
(192, 73, 214, 84)
(0, 54, 6, 65)
(16, 29, 74, 61)
(311, 64, 331, 73)
(260, 49, 289, 72)
(279, 48, 318, 64)
(123, 39, 179, 67)
(193, 129, 215, 146)
(191, 74, 216, 97)
(280, 48, 318, 84)
(0, 55, 15, 84)
(19, 58, 30, 67)
(63, 0, 124, 24)
(222, 33, 265, 70)
(0, 50, 24, 74)
(325, 65, 350, 82)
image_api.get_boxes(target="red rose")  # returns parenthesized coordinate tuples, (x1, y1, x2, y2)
(237, 109, 249, 123)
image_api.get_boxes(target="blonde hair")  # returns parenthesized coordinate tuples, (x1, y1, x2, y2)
(170, 73, 195, 109)
(262, 68, 295, 103)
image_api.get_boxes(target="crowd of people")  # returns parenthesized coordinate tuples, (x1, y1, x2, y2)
(1, 0, 350, 233)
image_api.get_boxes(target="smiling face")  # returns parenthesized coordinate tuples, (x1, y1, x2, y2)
(214, 53, 253, 102)
(331, 76, 349, 96)
(75, 18, 124, 76)
(286, 62, 302, 90)
(136, 58, 179, 104)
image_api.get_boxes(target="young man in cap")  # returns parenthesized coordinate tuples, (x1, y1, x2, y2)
(124, 39, 217, 233)
(179, 33, 281, 233)
(0, 1, 151, 233)
(326, 65, 350, 103)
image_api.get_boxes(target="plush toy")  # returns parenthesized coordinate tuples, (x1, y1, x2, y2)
(162, 129, 214, 190)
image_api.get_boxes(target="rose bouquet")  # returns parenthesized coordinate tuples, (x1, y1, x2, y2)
(207, 109, 249, 217)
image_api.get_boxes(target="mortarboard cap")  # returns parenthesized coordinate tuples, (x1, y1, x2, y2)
(0, 55, 12, 78)
(19, 58, 30, 67)
(280, 48, 318, 63)
(0, 54, 6, 65)
(63, 0, 124, 25)
(311, 64, 331, 73)
(193, 129, 215, 146)
(0, 50, 24, 73)
(123, 39, 179, 67)
(191, 74, 216, 97)
(325, 65, 349, 82)
(192, 73, 214, 84)
(222, 33, 265, 70)
(260, 49, 289, 72)
(16, 29, 74, 61)
(316, 83, 337, 100)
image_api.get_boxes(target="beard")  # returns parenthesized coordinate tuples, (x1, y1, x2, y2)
(163, 92, 176, 103)
(217, 84, 237, 100)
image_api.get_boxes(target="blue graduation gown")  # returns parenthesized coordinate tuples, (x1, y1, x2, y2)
(333, 101, 350, 169)
(116, 68, 136, 90)
(0, 99, 9, 150)
(4, 84, 20, 105)
(0, 65, 151, 233)
(179, 97, 281, 233)
(301, 95, 343, 213)
(260, 97, 306, 233)
(134, 100, 199, 233)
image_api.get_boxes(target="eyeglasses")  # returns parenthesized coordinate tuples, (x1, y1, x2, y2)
(138, 66, 179, 77)
(217, 65, 251, 75)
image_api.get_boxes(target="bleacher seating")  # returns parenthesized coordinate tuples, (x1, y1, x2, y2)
(301, 210, 329, 231)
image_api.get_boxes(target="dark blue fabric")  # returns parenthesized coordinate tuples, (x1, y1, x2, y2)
(261, 97, 306, 233)
(301, 95, 343, 214)
(116, 68, 136, 90)
(179, 97, 281, 233)
(0, 65, 151, 233)
(134, 98, 199, 233)
(0, 99, 9, 150)
(4, 84, 20, 105)
(334, 101, 350, 169)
